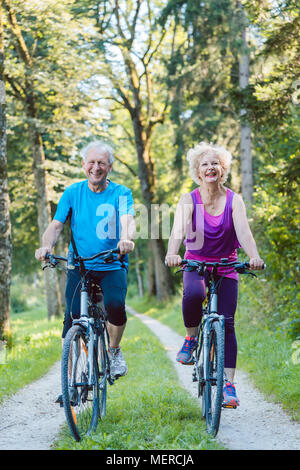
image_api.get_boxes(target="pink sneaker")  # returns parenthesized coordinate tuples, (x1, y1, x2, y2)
(176, 336, 198, 364)
(223, 381, 240, 407)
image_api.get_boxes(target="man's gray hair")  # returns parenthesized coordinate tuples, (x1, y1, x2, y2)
(80, 140, 114, 164)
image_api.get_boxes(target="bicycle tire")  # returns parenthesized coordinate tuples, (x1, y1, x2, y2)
(96, 327, 109, 419)
(61, 325, 99, 441)
(195, 333, 206, 418)
(203, 320, 224, 436)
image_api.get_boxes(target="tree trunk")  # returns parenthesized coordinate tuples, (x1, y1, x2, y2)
(3, 0, 61, 319)
(150, 238, 174, 301)
(28, 119, 61, 319)
(132, 116, 174, 299)
(238, 2, 253, 203)
(134, 246, 144, 298)
(146, 241, 156, 297)
(0, 0, 11, 340)
(56, 225, 69, 309)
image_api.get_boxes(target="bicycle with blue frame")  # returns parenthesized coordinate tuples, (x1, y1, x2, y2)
(44, 248, 124, 441)
(176, 257, 264, 436)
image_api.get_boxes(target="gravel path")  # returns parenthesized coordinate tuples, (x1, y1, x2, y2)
(0, 361, 65, 450)
(0, 307, 299, 450)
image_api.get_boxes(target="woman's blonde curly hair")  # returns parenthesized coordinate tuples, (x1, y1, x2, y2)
(186, 142, 232, 185)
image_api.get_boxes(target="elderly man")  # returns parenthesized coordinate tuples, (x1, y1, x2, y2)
(35, 141, 135, 379)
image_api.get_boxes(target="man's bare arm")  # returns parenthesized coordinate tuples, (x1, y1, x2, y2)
(118, 214, 136, 254)
(35, 220, 64, 261)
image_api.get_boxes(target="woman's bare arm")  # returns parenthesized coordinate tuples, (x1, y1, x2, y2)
(232, 194, 264, 269)
(165, 193, 193, 266)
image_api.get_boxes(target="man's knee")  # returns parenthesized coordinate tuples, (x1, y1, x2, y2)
(105, 299, 127, 326)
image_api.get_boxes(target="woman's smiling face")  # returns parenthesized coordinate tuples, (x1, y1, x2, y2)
(198, 152, 223, 183)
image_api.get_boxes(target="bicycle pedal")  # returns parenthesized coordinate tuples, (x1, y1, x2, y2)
(55, 394, 64, 408)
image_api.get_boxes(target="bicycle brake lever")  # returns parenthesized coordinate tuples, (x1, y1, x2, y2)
(247, 271, 257, 278)
(236, 266, 257, 277)
(102, 252, 119, 263)
(175, 268, 184, 274)
(42, 259, 59, 270)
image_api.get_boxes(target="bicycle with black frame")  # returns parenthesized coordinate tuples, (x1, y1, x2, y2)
(43, 248, 124, 442)
(176, 257, 265, 437)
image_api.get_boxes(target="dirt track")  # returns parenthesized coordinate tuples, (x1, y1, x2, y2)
(0, 307, 299, 450)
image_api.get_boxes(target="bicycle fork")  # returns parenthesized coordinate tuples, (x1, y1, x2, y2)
(72, 286, 97, 389)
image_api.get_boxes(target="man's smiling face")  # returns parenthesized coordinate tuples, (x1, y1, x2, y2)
(82, 148, 112, 188)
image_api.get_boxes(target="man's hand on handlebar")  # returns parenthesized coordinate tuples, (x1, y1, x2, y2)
(35, 246, 52, 261)
(117, 239, 135, 256)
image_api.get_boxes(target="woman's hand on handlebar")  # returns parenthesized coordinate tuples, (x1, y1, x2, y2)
(165, 254, 182, 267)
(249, 257, 265, 270)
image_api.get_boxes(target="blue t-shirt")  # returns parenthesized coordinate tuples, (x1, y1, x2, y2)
(54, 180, 135, 271)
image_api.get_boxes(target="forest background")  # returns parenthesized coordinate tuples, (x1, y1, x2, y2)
(0, 0, 299, 354)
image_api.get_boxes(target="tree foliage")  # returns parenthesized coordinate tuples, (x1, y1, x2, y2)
(0, 0, 298, 335)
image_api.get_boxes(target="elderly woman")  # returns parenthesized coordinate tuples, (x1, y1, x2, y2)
(165, 142, 264, 407)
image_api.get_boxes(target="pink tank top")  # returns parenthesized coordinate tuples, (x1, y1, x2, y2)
(184, 188, 241, 280)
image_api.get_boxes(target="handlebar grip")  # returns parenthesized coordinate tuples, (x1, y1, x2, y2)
(245, 262, 266, 270)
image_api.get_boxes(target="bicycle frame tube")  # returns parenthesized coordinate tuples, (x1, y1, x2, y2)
(209, 268, 219, 315)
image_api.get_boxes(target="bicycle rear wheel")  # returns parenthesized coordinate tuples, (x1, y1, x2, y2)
(61, 325, 99, 441)
(203, 320, 224, 436)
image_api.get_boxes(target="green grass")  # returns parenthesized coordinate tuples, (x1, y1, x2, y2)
(236, 293, 300, 421)
(54, 315, 225, 450)
(0, 306, 62, 403)
(127, 293, 185, 337)
(128, 291, 300, 422)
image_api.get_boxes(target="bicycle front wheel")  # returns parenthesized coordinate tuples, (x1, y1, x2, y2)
(61, 325, 99, 441)
(96, 327, 109, 419)
(203, 320, 224, 436)
(195, 333, 206, 418)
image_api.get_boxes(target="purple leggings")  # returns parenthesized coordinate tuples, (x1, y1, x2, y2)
(182, 270, 238, 368)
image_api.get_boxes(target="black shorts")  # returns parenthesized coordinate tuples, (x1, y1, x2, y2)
(62, 267, 127, 338)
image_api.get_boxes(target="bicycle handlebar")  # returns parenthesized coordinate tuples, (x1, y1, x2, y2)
(44, 248, 123, 269)
(178, 258, 266, 275)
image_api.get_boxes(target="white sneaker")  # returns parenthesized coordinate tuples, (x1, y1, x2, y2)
(108, 347, 128, 378)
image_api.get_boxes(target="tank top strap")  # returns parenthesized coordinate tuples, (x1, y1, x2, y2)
(191, 188, 202, 205)
(225, 188, 234, 213)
